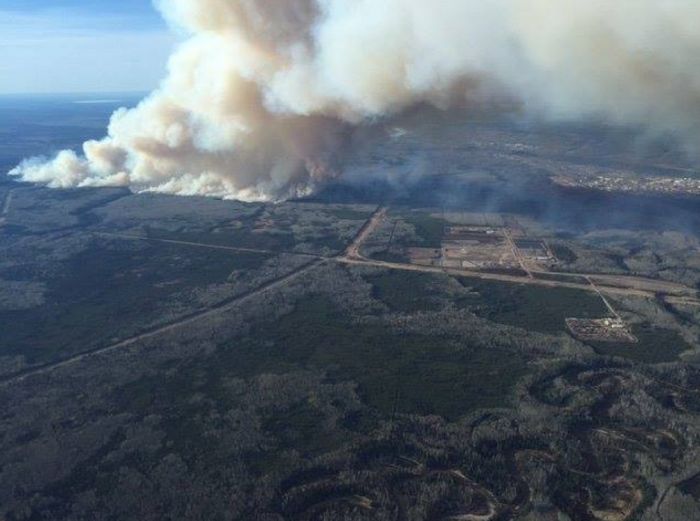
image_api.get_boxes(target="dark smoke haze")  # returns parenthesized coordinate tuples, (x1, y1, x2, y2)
(11, 0, 700, 201)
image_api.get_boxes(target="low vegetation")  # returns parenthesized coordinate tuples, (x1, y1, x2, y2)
(588, 324, 692, 363)
(457, 277, 609, 334)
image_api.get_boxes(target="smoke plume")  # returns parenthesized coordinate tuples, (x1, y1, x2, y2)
(10, 0, 700, 201)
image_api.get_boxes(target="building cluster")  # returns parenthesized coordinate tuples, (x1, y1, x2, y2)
(566, 317, 638, 343)
(552, 174, 700, 197)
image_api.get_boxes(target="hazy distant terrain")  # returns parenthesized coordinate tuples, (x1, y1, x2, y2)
(2, 97, 700, 521)
(0, 94, 144, 187)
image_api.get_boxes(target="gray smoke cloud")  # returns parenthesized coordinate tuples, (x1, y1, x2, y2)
(10, 0, 700, 201)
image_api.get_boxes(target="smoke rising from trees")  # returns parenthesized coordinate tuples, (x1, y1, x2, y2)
(11, 0, 700, 201)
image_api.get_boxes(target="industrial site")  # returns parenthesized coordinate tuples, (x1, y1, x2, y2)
(407, 221, 557, 273)
(357, 207, 700, 353)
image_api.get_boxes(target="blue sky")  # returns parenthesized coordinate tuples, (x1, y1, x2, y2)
(0, 0, 176, 94)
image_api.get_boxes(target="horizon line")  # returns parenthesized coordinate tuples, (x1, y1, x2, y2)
(0, 90, 150, 98)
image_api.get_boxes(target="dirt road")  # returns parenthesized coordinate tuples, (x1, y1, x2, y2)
(665, 296, 700, 308)
(0, 258, 326, 387)
(95, 231, 325, 258)
(0, 189, 14, 227)
(502, 227, 533, 279)
(530, 269, 696, 298)
(339, 208, 698, 302)
(585, 276, 621, 318)
(0, 207, 387, 386)
(100, 209, 696, 303)
(344, 206, 387, 260)
(338, 256, 699, 302)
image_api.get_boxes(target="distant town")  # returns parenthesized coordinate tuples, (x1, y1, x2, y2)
(552, 173, 700, 197)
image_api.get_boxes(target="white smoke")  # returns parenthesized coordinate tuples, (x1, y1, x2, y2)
(10, 0, 700, 201)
